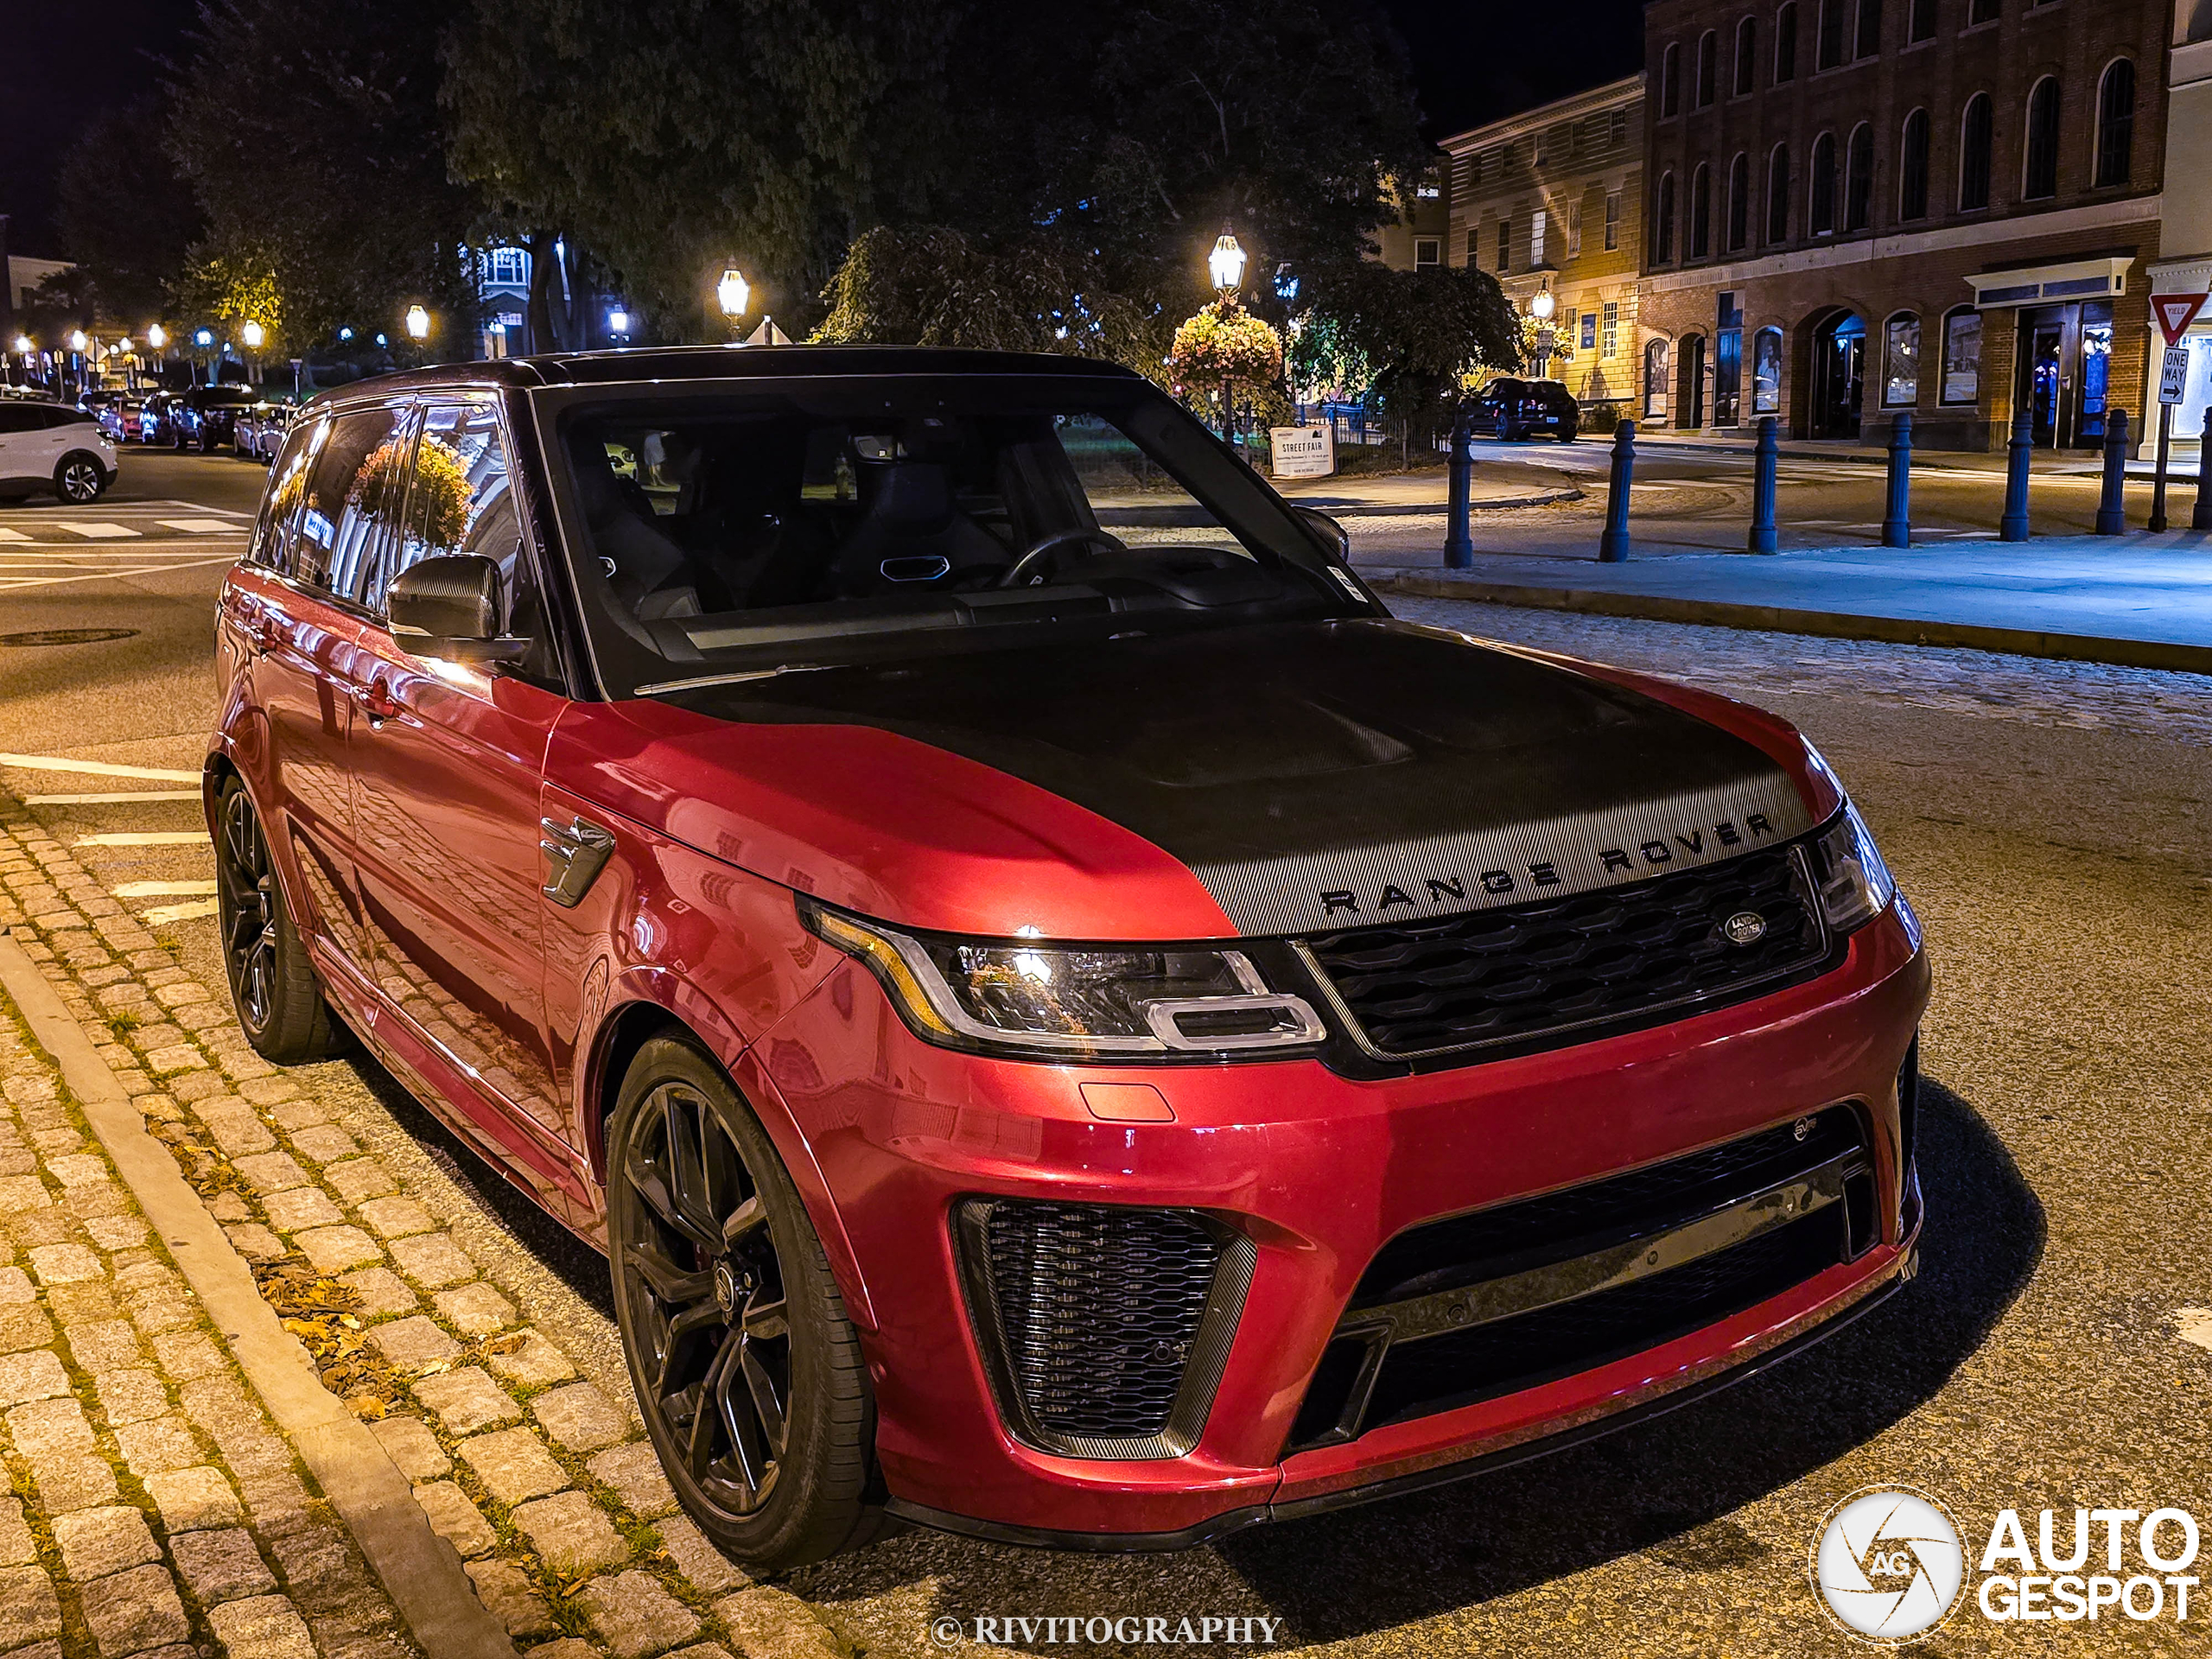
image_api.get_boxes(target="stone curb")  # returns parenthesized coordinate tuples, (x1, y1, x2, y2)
(1286, 486, 1582, 517)
(1376, 573, 2212, 677)
(0, 930, 523, 1659)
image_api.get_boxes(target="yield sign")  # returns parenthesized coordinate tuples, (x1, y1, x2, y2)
(2153, 293, 2209, 343)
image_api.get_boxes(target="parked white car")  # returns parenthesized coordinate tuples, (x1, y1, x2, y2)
(0, 403, 117, 505)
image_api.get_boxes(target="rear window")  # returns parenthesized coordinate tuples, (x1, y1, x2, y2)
(540, 375, 1356, 697)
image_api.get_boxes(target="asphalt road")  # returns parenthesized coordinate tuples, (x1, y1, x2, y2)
(5, 448, 2209, 1656)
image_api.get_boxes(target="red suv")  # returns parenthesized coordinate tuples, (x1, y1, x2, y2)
(207, 347, 1927, 1569)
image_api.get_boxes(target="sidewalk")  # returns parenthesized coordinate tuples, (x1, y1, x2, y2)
(0, 804, 851, 1659)
(1376, 531, 2212, 675)
(1626, 426, 2202, 480)
(1273, 469, 1580, 514)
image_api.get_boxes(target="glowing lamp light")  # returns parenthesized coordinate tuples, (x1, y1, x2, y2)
(194, 328, 214, 347)
(374, 333, 388, 347)
(338, 326, 354, 341)
(715, 267, 750, 319)
(404, 305, 430, 342)
(240, 320, 265, 349)
(10, 336, 29, 355)
(1208, 230, 1247, 295)
(608, 308, 630, 335)
(1531, 283, 1556, 321)
(147, 324, 166, 350)
(69, 330, 87, 353)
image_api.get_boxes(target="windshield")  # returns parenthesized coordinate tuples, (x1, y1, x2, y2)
(538, 375, 1360, 697)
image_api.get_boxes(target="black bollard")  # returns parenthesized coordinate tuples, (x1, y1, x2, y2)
(2094, 407, 2130, 535)
(1883, 411, 1913, 548)
(1444, 406, 1474, 569)
(2000, 410, 2033, 541)
(2196, 406, 2212, 532)
(1599, 419, 1635, 563)
(1747, 416, 1779, 553)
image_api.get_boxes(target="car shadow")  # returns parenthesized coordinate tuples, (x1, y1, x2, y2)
(787, 1079, 2041, 1647)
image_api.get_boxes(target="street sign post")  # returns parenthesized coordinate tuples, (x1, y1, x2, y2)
(2154, 294, 2209, 343)
(2145, 293, 2205, 534)
(2161, 345, 2190, 405)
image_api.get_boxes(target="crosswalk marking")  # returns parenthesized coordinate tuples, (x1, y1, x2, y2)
(112, 880, 218, 899)
(0, 755, 200, 782)
(156, 519, 238, 535)
(74, 830, 211, 847)
(23, 791, 202, 805)
(51, 523, 139, 540)
(0, 529, 28, 543)
(143, 899, 219, 925)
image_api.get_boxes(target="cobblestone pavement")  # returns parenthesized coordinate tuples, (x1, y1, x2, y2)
(0, 804, 849, 1659)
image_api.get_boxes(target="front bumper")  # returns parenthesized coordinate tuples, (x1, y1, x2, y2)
(749, 904, 1929, 1544)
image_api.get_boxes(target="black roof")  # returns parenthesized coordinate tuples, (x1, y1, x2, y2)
(302, 345, 1144, 413)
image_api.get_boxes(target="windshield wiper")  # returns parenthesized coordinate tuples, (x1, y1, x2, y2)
(632, 663, 837, 696)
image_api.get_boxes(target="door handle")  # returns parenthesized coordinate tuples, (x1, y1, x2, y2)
(241, 613, 276, 653)
(353, 679, 402, 726)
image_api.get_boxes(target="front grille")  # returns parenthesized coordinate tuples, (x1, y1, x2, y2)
(957, 1200, 1253, 1458)
(1304, 842, 1830, 1061)
(1287, 1107, 1875, 1452)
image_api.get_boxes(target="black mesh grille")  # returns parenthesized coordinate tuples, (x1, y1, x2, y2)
(1306, 843, 1828, 1058)
(1352, 1105, 1864, 1307)
(1359, 1210, 1843, 1428)
(979, 1202, 1223, 1440)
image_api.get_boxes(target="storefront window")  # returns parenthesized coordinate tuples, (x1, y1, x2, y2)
(1941, 309, 1981, 405)
(1883, 314, 1921, 408)
(2080, 301, 2113, 442)
(1644, 339, 1670, 419)
(1753, 327, 1783, 413)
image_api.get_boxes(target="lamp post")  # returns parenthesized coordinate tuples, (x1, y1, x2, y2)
(1529, 280, 1557, 379)
(715, 266, 751, 340)
(1206, 227, 1249, 448)
(240, 320, 264, 386)
(607, 308, 630, 345)
(404, 304, 430, 368)
(194, 328, 214, 385)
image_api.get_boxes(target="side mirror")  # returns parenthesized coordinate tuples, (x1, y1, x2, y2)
(388, 554, 527, 665)
(1291, 504, 1351, 560)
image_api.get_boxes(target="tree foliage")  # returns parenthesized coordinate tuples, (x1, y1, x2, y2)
(53, 100, 204, 326)
(1289, 263, 1522, 439)
(168, 0, 479, 350)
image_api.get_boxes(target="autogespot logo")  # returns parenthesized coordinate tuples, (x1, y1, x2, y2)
(1812, 1485, 1968, 1643)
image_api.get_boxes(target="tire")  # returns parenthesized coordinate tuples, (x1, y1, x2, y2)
(1560, 422, 1579, 442)
(54, 454, 106, 505)
(1500, 421, 1524, 442)
(213, 779, 342, 1064)
(607, 1036, 879, 1570)
(198, 432, 215, 453)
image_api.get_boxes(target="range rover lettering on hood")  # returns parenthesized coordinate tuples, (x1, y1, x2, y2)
(671, 619, 1816, 938)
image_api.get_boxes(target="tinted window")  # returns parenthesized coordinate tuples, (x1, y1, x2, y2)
(0, 407, 39, 434)
(376, 401, 521, 611)
(294, 406, 411, 600)
(254, 420, 322, 571)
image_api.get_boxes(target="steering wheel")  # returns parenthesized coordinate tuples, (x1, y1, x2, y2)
(995, 526, 1124, 588)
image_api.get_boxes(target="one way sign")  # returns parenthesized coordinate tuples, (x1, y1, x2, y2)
(2153, 293, 2209, 343)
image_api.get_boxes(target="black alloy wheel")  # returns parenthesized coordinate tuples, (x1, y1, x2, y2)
(213, 779, 339, 1063)
(54, 455, 104, 505)
(607, 1037, 878, 1568)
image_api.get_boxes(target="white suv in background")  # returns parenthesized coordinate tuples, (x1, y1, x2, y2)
(0, 402, 117, 505)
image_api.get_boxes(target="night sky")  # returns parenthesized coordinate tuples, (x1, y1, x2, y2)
(0, 2, 1649, 258)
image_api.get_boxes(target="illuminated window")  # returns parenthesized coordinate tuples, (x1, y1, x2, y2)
(1883, 313, 1921, 406)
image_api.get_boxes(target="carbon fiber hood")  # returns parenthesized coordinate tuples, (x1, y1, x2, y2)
(665, 618, 1815, 937)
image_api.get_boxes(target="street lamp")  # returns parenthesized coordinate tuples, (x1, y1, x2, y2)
(1529, 280, 1557, 378)
(607, 308, 630, 339)
(194, 329, 213, 348)
(240, 320, 264, 349)
(1530, 280, 1556, 321)
(69, 330, 87, 353)
(715, 266, 750, 325)
(147, 324, 166, 352)
(404, 305, 430, 342)
(1209, 229, 1247, 296)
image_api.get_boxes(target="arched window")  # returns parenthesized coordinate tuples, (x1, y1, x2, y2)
(2024, 77, 2060, 199)
(2096, 60, 2137, 188)
(1776, 1, 1800, 81)
(1735, 16, 1758, 95)
(1898, 108, 1930, 219)
(1697, 31, 1719, 105)
(1662, 42, 1682, 117)
(1645, 338, 1671, 419)
(1818, 0, 1848, 70)
(1727, 152, 1752, 250)
(1691, 163, 1713, 258)
(1845, 123, 1874, 230)
(1768, 143, 1793, 242)
(1855, 0, 1882, 58)
(1810, 131, 1838, 233)
(1655, 171, 1677, 262)
(1909, 0, 1936, 41)
(1959, 93, 1994, 211)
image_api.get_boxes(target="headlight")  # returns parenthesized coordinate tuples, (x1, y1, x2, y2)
(801, 899, 1326, 1060)
(1810, 800, 1896, 931)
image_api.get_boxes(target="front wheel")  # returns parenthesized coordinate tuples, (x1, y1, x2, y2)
(214, 779, 341, 1063)
(607, 1037, 879, 1570)
(54, 454, 106, 505)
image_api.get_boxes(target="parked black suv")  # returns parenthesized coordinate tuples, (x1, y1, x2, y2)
(1465, 378, 1580, 442)
(175, 384, 258, 451)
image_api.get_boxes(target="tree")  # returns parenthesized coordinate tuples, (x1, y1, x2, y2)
(441, 0, 957, 340)
(1289, 263, 1522, 444)
(168, 0, 480, 353)
(53, 101, 204, 327)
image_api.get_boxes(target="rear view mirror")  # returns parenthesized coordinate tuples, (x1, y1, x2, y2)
(1291, 505, 1351, 559)
(388, 554, 527, 665)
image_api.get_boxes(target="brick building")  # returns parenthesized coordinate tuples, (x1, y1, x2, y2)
(1640, 0, 2168, 451)
(1440, 75, 1647, 416)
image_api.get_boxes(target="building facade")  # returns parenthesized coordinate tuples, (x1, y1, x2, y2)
(1370, 169, 1451, 271)
(1641, 0, 2168, 450)
(2151, 1, 2212, 444)
(1441, 75, 1648, 414)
